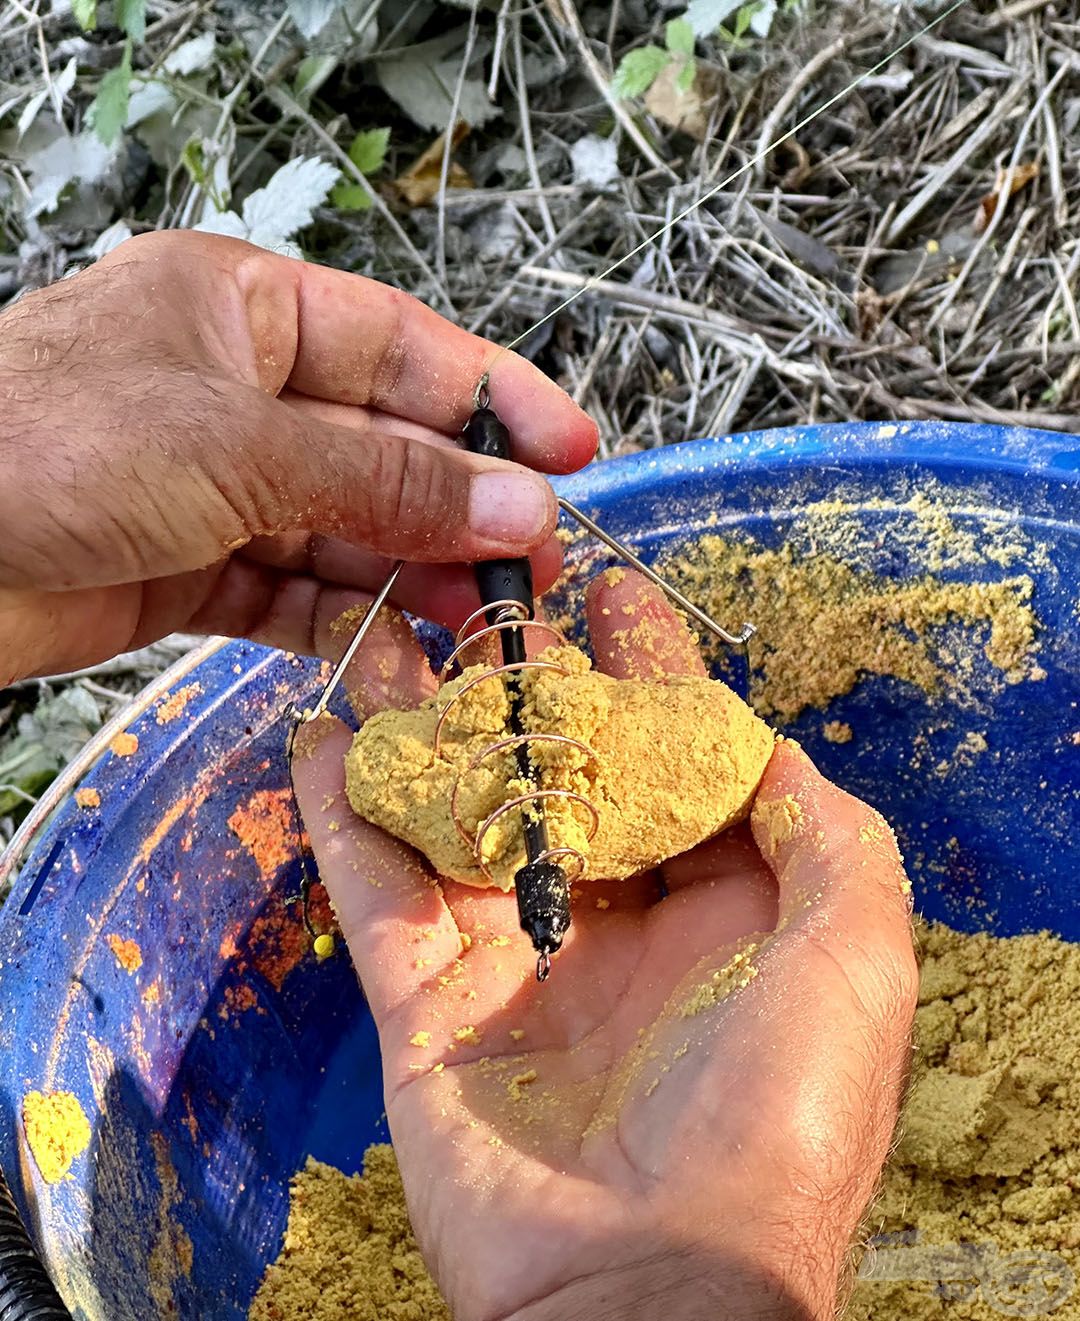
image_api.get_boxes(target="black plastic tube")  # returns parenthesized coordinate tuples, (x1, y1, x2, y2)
(0, 1171, 69, 1320)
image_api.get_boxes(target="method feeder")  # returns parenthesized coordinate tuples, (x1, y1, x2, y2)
(287, 379, 754, 982)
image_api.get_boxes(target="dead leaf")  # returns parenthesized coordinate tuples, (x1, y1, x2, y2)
(975, 161, 1038, 233)
(644, 59, 722, 142)
(752, 207, 841, 279)
(392, 121, 473, 208)
(777, 138, 811, 190)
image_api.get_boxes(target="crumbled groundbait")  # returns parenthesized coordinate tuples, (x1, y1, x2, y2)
(664, 534, 1040, 721)
(850, 923, 1080, 1320)
(249, 1147, 450, 1321)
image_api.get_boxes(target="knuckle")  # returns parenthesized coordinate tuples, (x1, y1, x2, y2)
(368, 292, 410, 405)
(388, 442, 455, 550)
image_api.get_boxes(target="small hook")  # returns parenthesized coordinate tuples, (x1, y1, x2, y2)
(536, 951, 552, 983)
(473, 372, 491, 411)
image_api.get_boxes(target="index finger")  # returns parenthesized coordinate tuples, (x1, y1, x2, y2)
(230, 238, 599, 474)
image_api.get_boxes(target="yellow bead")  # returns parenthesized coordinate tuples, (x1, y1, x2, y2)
(313, 933, 336, 961)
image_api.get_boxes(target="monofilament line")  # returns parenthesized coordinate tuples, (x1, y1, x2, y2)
(495, 0, 968, 360)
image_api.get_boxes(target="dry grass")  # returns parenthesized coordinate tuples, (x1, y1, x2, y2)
(1, 0, 1079, 841)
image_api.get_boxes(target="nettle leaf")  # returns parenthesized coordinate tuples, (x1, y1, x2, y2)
(611, 46, 669, 99)
(570, 134, 620, 189)
(685, 0, 743, 37)
(72, 0, 97, 31)
(163, 32, 216, 75)
(287, 0, 347, 40)
(193, 156, 339, 252)
(665, 18, 695, 55)
(749, 0, 777, 36)
(91, 219, 134, 257)
(17, 58, 77, 139)
(92, 42, 132, 146)
(242, 156, 340, 246)
(24, 130, 115, 216)
(347, 126, 390, 175)
(330, 181, 372, 211)
(114, 0, 146, 43)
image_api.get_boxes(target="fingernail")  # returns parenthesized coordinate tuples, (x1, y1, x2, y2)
(469, 471, 553, 545)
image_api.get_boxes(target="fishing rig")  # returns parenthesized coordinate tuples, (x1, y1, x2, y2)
(286, 376, 755, 982)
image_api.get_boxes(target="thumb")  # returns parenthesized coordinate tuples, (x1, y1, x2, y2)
(252, 392, 559, 562)
(741, 740, 917, 1187)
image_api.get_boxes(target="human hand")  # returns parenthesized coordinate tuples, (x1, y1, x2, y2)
(0, 231, 596, 685)
(293, 570, 917, 1321)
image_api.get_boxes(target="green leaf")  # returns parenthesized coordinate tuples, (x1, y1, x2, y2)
(610, 46, 670, 99)
(114, 0, 146, 42)
(331, 180, 373, 211)
(676, 56, 696, 94)
(734, 4, 754, 37)
(181, 137, 208, 187)
(92, 42, 132, 145)
(665, 18, 695, 55)
(71, 0, 97, 31)
(346, 126, 390, 176)
(293, 54, 338, 105)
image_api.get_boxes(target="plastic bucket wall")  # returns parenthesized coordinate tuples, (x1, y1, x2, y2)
(0, 422, 1076, 1319)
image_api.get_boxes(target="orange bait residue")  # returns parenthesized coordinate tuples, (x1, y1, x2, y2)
(155, 684, 202, 726)
(22, 1090, 92, 1183)
(110, 732, 140, 757)
(221, 983, 259, 1017)
(247, 905, 311, 993)
(228, 789, 298, 879)
(138, 796, 192, 865)
(106, 934, 143, 973)
(75, 788, 100, 809)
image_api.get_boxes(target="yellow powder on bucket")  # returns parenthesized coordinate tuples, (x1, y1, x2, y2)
(22, 1090, 92, 1183)
(249, 1146, 449, 1321)
(345, 643, 774, 889)
(664, 535, 1039, 721)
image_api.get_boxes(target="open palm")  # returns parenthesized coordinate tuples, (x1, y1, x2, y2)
(294, 570, 917, 1321)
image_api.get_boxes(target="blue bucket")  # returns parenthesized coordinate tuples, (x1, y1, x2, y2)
(0, 422, 1077, 1319)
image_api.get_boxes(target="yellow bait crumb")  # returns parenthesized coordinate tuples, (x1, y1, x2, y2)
(75, 787, 100, 809)
(756, 795, 803, 851)
(509, 1028, 526, 1041)
(489, 935, 510, 948)
(680, 945, 760, 1019)
(313, 934, 336, 961)
(454, 1026, 481, 1045)
(410, 1031, 431, 1049)
(22, 1090, 91, 1183)
(595, 897, 611, 910)
(822, 720, 853, 744)
(106, 934, 142, 973)
(507, 1069, 538, 1101)
(110, 732, 139, 757)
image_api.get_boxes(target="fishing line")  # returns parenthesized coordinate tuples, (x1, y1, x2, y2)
(477, 0, 968, 381)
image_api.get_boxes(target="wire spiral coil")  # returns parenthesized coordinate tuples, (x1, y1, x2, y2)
(435, 602, 600, 886)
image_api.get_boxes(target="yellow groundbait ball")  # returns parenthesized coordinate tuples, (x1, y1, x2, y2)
(313, 933, 336, 961)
